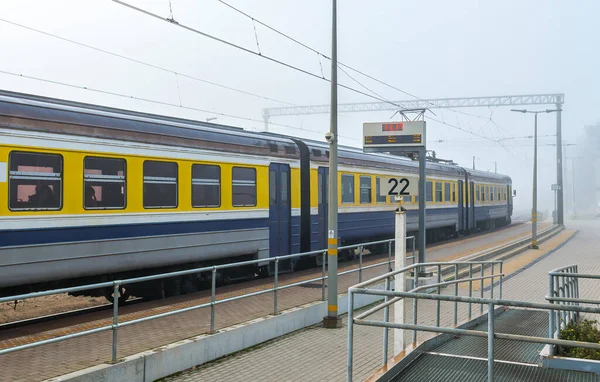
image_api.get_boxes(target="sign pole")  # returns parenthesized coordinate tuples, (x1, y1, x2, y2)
(323, 0, 342, 329)
(394, 206, 407, 355)
(418, 147, 426, 265)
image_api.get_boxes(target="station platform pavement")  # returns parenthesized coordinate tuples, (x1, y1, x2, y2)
(163, 221, 593, 382)
(0, 223, 552, 381)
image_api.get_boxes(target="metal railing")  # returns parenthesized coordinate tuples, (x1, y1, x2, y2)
(0, 236, 415, 362)
(547, 265, 580, 341)
(347, 264, 600, 382)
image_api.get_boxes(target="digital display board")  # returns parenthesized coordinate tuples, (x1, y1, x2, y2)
(363, 121, 426, 150)
(364, 134, 422, 145)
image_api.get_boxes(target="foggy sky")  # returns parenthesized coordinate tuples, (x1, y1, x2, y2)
(1, 0, 598, 217)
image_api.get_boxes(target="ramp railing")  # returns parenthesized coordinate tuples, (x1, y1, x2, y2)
(347, 263, 600, 382)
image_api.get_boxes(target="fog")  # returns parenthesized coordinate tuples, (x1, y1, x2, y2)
(1, 0, 598, 219)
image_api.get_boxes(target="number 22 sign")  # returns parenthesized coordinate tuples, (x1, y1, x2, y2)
(380, 177, 419, 197)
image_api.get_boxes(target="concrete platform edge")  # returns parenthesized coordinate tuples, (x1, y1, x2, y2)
(44, 284, 387, 382)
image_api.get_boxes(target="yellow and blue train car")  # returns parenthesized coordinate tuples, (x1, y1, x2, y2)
(0, 90, 512, 300)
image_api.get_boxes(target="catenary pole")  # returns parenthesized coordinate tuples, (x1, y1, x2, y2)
(324, 0, 341, 328)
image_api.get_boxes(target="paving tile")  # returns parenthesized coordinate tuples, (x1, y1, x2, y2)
(163, 221, 600, 382)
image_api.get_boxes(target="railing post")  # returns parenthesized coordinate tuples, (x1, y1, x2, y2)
(359, 245, 363, 283)
(468, 263, 473, 320)
(480, 264, 485, 314)
(554, 275, 560, 335)
(499, 262, 503, 300)
(549, 274, 555, 339)
(490, 263, 495, 300)
(412, 237, 415, 263)
(274, 257, 279, 315)
(488, 302, 495, 382)
(574, 266, 580, 321)
(412, 271, 419, 343)
(559, 275, 565, 328)
(112, 282, 119, 363)
(436, 264, 441, 328)
(382, 277, 390, 366)
(322, 251, 327, 301)
(347, 290, 354, 382)
(387, 240, 392, 272)
(453, 264, 458, 327)
(211, 267, 216, 333)
(565, 272, 571, 324)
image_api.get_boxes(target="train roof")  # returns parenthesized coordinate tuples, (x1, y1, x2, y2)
(0, 90, 299, 159)
(0, 90, 512, 184)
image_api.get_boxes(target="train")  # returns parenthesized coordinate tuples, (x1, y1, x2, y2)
(0, 90, 513, 302)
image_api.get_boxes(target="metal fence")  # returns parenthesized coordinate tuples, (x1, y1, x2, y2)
(0, 236, 415, 362)
(347, 263, 600, 382)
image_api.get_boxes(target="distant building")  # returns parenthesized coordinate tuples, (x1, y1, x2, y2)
(570, 123, 600, 216)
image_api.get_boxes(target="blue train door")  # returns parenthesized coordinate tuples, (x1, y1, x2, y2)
(269, 163, 291, 258)
(318, 167, 329, 251)
(458, 180, 464, 232)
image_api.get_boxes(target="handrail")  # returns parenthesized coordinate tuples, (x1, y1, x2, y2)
(347, 262, 600, 382)
(0, 236, 416, 359)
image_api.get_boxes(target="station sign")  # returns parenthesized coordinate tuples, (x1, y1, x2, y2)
(363, 121, 426, 150)
(379, 177, 419, 196)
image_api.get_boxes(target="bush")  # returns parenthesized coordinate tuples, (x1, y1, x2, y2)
(557, 319, 600, 360)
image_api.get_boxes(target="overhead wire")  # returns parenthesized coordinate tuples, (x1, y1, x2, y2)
(215, 0, 511, 144)
(0, 17, 297, 107)
(217, 0, 491, 121)
(0, 69, 361, 142)
(0, 69, 299, 129)
(110, 0, 403, 108)
(113, 0, 503, 143)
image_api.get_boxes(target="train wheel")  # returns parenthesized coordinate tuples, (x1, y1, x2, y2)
(105, 286, 131, 305)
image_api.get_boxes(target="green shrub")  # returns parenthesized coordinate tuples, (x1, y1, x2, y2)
(557, 319, 600, 360)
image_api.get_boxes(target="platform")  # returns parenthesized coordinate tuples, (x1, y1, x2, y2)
(161, 222, 592, 382)
(0, 223, 559, 381)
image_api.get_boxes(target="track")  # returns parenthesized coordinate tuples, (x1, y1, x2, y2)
(0, 222, 536, 333)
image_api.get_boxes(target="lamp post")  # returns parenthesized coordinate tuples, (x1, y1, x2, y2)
(511, 108, 560, 249)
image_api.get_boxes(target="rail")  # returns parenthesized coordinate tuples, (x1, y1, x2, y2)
(0, 236, 415, 361)
(347, 263, 600, 382)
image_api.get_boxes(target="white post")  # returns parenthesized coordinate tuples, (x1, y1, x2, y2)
(394, 207, 407, 355)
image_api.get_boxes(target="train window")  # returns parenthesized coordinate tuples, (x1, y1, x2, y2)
(8, 151, 62, 211)
(84, 157, 126, 209)
(281, 171, 289, 205)
(143, 161, 178, 208)
(192, 164, 220, 208)
(232, 167, 256, 207)
(491, 187, 494, 201)
(444, 183, 451, 202)
(375, 177, 386, 203)
(360, 176, 371, 204)
(435, 182, 443, 202)
(341, 174, 354, 204)
(475, 185, 479, 202)
(452, 183, 456, 202)
(426, 181, 433, 202)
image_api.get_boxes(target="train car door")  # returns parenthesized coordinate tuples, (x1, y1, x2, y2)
(469, 182, 476, 231)
(269, 163, 291, 258)
(318, 167, 329, 251)
(458, 180, 464, 232)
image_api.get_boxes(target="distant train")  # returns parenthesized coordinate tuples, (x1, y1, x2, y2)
(0, 90, 513, 302)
